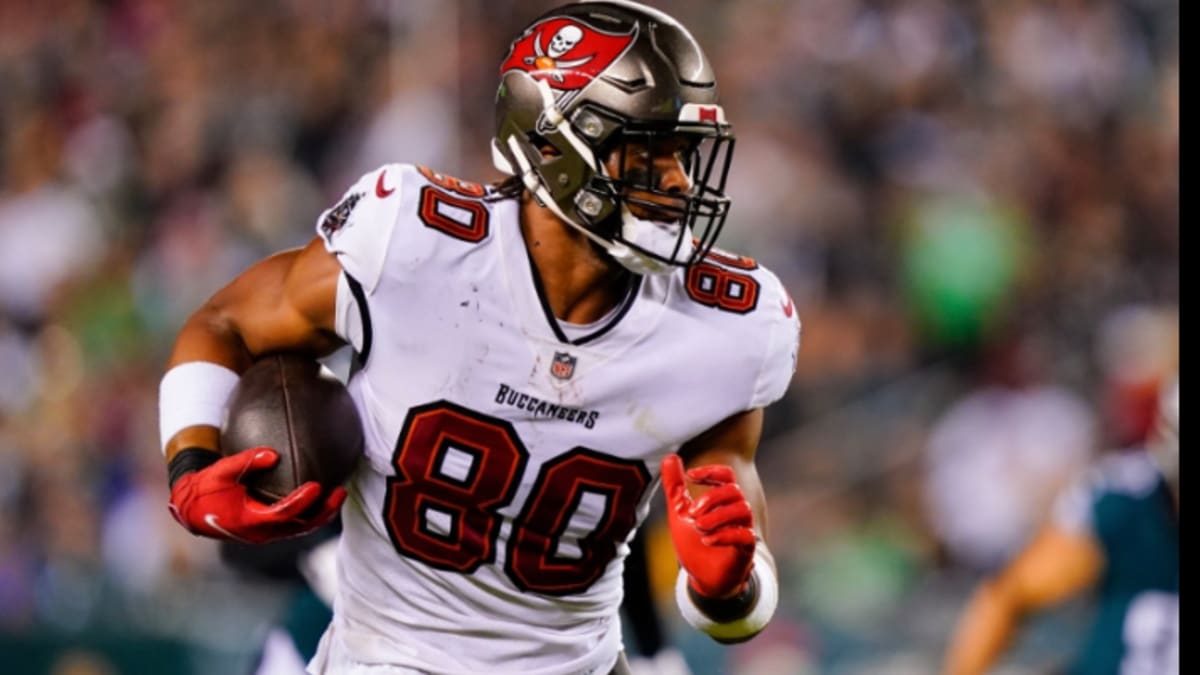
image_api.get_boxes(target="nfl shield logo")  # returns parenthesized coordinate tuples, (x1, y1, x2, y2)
(550, 352, 577, 380)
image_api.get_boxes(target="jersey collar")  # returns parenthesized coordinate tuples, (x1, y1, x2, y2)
(497, 210, 669, 359)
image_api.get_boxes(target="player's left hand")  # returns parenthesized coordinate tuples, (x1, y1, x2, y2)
(661, 454, 756, 599)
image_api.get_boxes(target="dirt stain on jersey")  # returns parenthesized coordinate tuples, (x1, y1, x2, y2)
(629, 404, 671, 445)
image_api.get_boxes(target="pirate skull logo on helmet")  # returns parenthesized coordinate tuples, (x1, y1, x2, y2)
(548, 25, 583, 57)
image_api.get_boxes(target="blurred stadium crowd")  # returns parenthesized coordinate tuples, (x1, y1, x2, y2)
(0, 1, 1177, 673)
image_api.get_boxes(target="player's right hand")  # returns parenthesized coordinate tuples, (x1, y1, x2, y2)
(167, 447, 345, 544)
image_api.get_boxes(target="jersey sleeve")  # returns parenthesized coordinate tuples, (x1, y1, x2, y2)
(749, 272, 801, 409)
(315, 164, 408, 294)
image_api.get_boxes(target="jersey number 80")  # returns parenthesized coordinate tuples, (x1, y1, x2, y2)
(382, 400, 651, 596)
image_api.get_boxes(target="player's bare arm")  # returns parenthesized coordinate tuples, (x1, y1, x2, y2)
(943, 522, 1104, 674)
(664, 408, 779, 643)
(160, 237, 347, 543)
(678, 408, 769, 528)
(164, 237, 343, 461)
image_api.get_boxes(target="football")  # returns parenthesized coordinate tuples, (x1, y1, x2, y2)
(220, 354, 364, 503)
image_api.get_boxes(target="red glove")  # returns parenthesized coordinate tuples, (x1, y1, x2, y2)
(661, 454, 756, 599)
(168, 447, 346, 544)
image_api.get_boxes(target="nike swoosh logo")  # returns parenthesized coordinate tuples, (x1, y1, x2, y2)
(205, 513, 249, 543)
(375, 169, 395, 198)
(781, 296, 794, 318)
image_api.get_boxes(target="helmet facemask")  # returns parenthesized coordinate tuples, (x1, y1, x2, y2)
(494, 84, 735, 276)
(596, 123, 735, 272)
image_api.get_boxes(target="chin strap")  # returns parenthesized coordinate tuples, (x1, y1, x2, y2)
(616, 203, 693, 275)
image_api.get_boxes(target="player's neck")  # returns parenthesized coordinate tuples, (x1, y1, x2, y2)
(519, 196, 633, 324)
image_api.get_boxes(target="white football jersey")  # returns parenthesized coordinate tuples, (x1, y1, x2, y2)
(308, 164, 800, 675)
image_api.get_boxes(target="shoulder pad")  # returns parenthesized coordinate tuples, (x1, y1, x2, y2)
(749, 267, 801, 409)
(316, 164, 414, 293)
(1095, 451, 1161, 497)
(1052, 451, 1162, 535)
(669, 252, 801, 410)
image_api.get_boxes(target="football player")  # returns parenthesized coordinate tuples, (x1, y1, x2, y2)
(942, 377, 1179, 674)
(158, 2, 799, 672)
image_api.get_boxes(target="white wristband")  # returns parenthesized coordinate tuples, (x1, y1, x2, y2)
(675, 545, 779, 642)
(158, 361, 241, 454)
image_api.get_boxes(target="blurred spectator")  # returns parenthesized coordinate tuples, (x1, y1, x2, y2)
(923, 329, 1096, 572)
(943, 442, 1179, 674)
(943, 350, 1178, 675)
(0, 137, 103, 326)
(898, 194, 1033, 351)
(1094, 304, 1179, 449)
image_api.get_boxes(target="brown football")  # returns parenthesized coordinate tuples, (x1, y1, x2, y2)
(220, 354, 363, 503)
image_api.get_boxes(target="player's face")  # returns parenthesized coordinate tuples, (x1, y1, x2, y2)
(603, 136, 695, 223)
